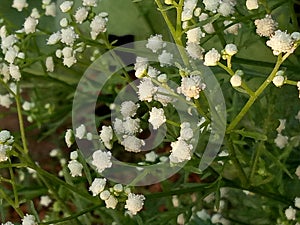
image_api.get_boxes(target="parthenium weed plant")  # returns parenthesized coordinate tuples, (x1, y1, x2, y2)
(0, 0, 300, 224)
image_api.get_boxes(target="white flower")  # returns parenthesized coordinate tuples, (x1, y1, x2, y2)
(254, 15, 277, 37)
(177, 75, 206, 100)
(157, 74, 167, 83)
(274, 133, 288, 149)
(180, 122, 193, 141)
(120, 101, 139, 118)
(91, 150, 112, 173)
(31, 8, 40, 19)
(146, 34, 165, 53)
(169, 139, 192, 163)
(266, 30, 294, 55)
(285, 206, 296, 220)
(147, 66, 160, 78)
(121, 135, 145, 153)
(1, 35, 17, 53)
(45, 3, 56, 17)
(5, 47, 18, 64)
(134, 56, 148, 78)
(224, 20, 241, 35)
(63, 56, 77, 67)
(90, 13, 108, 40)
(203, 0, 219, 12)
(199, 13, 215, 34)
(65, 129, 74, 148)
(0, 94, 13, 108)
(60, 1, 73, 13)
(75, 124, 86, 139)
(70, 151, 78, 160)
(181, 0, 197, 21)
(291, 32, 300, 41)
(186, 42, 204, 60)
(61, 27, 78, 46)
(0, 130, 13, 144)
(0, 25, 7, 39)
(196, 209, 210, 221)
(273, 76, 284, 88)
(186, 27, 203, 44)
(60, 18, 68, 27)
(158, 50, 173, 67)
(83, 0, 97, 7)
(3, 222, 14, 225)
(230, 74, 242, 87)
(89, 178, 106, 196)
(40, 195, 52, 207)
(113, 184, 123, 192)
(105, 195, 118, 209)
(246, 0, 259, 10)
(138, 78, 157, 102)
(204, 48, 221, 66)
(22, 101, 34, 111)
(145, 151, 158, 162)
(113, 118, 125, 134)
(21, 214, 37, 225)
(24, 17, 38, 34)
(9, 64, 21, 81)
(45, 56, 54, 72)
(123, 118, 141, 135)
(100, 190, 111, 200)
(218, 1, 235, 17)
(149, 107, 166, 130)
(68, 160, 83, 177)
(125, 193, 145, 215)
(99, 126, 113, 149)
(177, 214, 185, 225)
(295, 197, 300, 209)
(12, 0, 28, 12)
(224, 44, 238, 56)
(74, 7, 88, 24)
(47, 32, 61, 45)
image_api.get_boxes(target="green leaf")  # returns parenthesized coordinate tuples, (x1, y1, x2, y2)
(232, 129, 268, 141)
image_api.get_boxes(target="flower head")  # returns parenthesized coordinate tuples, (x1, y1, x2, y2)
(12, 0, 28, 12)
(61, 27, 78, 46)
(24, 17, 38, 34)
(146, 34, 165, 53)
(89, 178, 106, 196)
(125, 193, 146, 215)
(99, 126, 113, 149)
(121, 135, 145, 153)
(21, 214, 37, 225)
(169, 139, 192, 163)
(148, 107, 166, 130)
(204, 48, 221, 66)
(90, 13, 108, 40)
(255, 15, 277, 37)
(68, 160, 83, 177)
(74, 7, 89, 24)
(266, 30, 294, 55)
(246, 0, 259, 10)
(120, 101, 139, 118)
(177, 75, 206, 100)
(91, 150, 112, 173)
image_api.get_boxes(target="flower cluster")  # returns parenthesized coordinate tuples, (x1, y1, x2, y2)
(0, 130, 14, 162)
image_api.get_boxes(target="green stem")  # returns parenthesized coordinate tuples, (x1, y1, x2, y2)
(248, 142, 263, 184)
(8, 159, 19, 207)
(15, 83, 29, 154)
(217, 62, 254, 96)
(0, 189, 24, 217)
(226, 53, 288, 133)
(155, 0, 189, 66)
(226, 137, 248, 186)
(39, 204, 103, 225)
